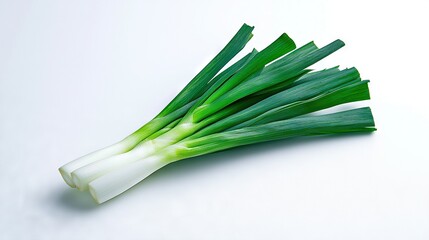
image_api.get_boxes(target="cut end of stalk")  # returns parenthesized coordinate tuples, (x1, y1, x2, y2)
(242, 23, 255, 30)
(71, 173, 87, 191)
(278, 33, 297, 51)
(59, 167, 76, 188)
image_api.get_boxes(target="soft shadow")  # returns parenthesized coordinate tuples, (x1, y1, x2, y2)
(53, 188, 99, 212)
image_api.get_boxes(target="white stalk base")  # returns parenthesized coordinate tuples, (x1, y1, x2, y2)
(71, 141, 158, 191)
(88, 155, 168, 204)
(58, 138, 136, 188)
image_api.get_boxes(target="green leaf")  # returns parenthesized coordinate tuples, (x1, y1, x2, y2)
(188, 68, 360, 139)
(202, 33, 297, 105)
(231, 80, 371, 128)
(178, 107, 375, 158)
(193, 40, 345, 121)
(157, 23, 254, 117)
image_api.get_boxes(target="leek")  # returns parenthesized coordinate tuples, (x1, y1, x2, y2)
(58, 24, 376, 204)
(89, 108, 375, 204)
(59, 24, 255, 187)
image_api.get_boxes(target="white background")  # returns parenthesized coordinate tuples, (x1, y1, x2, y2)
(1, 0, 428, 239)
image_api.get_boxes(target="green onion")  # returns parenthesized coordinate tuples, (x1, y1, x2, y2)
(59, 24, 376, 204)
(70, 32, 298, 191)
(59, 24, 255, 187)
(88, 108, 375, 204)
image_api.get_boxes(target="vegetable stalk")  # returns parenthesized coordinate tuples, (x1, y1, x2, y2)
(59, 24, 255, 187)
(89, 108, 375, 203)
(58, 24, 376, 204)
